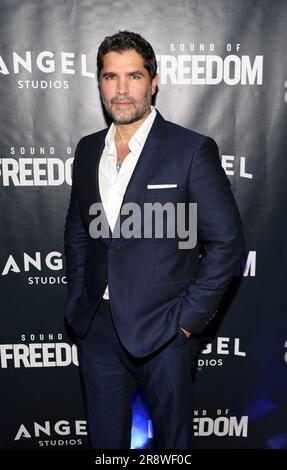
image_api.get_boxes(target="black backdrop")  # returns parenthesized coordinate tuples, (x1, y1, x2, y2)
(1, 0, 287, 449)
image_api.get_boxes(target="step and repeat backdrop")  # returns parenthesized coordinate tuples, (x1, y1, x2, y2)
(1, 0, 286, 449)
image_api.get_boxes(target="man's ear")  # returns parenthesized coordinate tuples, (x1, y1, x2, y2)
(151, 73, 159, 95)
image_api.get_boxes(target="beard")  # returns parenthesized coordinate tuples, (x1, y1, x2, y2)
(101, 89, 152, 125)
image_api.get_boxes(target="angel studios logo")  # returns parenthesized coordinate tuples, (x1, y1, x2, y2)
(1, 251, 66, 286)
(0, 50, 96, 90)
(14, 420, 87, 447)
(197, 336, 246, 370)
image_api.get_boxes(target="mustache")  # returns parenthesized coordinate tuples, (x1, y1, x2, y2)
(111, 96, 134, 104)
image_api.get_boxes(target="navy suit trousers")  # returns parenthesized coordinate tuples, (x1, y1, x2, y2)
(76, 299, 198, 449)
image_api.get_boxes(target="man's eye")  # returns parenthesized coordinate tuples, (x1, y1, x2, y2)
(130, 75, 141, 79)
(105, 75, 116, 80)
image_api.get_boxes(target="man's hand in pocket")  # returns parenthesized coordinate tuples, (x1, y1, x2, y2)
(180, 327, 191, 338)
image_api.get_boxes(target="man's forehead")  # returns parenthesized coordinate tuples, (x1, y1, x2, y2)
(102, 50, 146, 69)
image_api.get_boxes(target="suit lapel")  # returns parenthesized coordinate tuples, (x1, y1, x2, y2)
(120, 110, 167, 209)
(92, 131, 113, 244)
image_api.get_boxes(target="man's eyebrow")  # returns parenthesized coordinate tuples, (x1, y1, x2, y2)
(128, 70, 145, 76)
(101, 70, 145, 77)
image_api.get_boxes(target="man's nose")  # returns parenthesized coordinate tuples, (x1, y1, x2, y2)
(116, 77, 129, 95)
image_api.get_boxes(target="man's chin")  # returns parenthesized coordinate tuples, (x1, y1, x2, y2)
(112, 113, 141, 125)
(114, 119, 137, 125)
(104, 104, 148, 124)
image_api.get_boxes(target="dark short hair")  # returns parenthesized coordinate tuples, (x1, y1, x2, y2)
(97, 30, 157, 81)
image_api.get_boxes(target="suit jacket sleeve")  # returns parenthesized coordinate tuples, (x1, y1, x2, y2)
(179, 136, 245, 334)
(64, 140, 88, 313)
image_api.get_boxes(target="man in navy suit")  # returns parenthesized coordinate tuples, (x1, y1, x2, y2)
(64, 30, 244, 449)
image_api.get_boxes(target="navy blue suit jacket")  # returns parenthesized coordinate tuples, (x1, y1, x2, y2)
(64, 109, 244, 357)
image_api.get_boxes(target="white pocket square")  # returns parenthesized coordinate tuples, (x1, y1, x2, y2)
(147, 184, 178, 189)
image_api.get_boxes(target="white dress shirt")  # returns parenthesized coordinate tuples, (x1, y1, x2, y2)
(99, 106, 157, 299)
